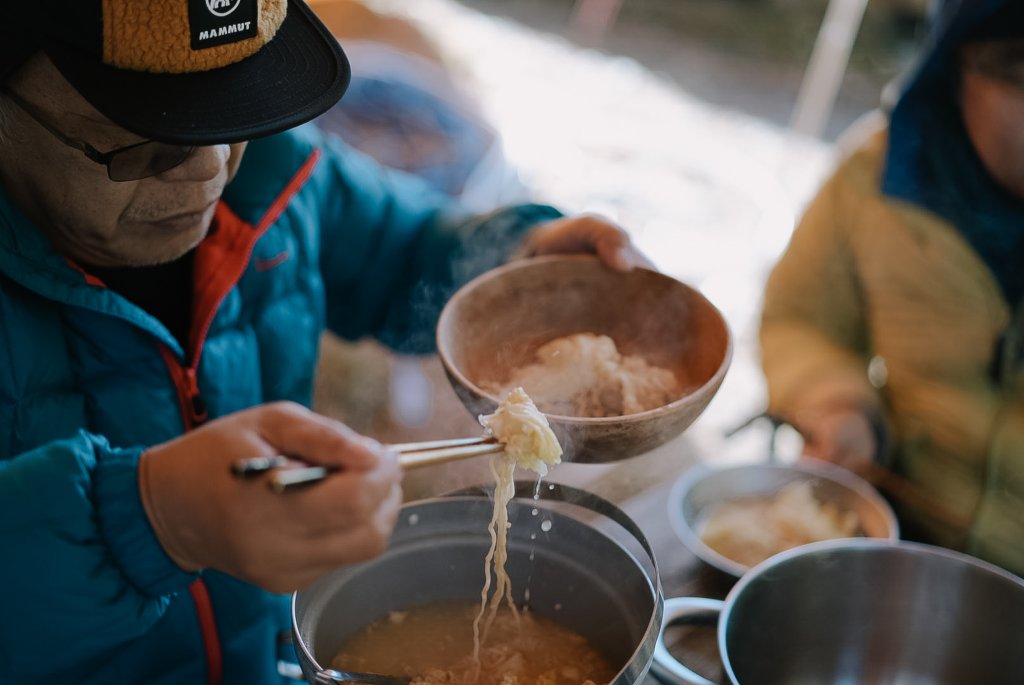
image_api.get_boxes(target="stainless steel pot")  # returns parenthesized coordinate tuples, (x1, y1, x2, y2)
(292, 483, 665, 685)
(652, 538, 1024, 685)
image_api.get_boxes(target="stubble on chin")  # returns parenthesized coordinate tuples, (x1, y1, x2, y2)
(113, 202, 218, 266)
(71, 215, 211, 267)
(127, 222, 212, 266)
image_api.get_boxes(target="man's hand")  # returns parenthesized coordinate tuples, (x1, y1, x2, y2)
(520, 214, 654, 271)
(795, 406, 877, 475)
(139, 402, 402, 593)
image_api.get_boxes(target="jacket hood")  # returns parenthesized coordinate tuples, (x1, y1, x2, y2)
(882, 0, 1022, 201)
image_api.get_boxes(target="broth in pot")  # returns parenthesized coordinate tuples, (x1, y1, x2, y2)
(332, 600, 618, 685)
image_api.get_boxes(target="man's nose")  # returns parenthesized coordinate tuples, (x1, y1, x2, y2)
(157, 144, 231, 182)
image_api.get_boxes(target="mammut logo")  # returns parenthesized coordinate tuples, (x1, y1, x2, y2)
(190, 0, 258, 49)
(206, 0, 241, 17)
(198, 22, 252, 40)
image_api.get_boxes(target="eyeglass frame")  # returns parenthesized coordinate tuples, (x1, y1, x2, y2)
(0, 86, 196, 182)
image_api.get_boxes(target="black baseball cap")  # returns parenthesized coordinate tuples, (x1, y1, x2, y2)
(0, 0, 350, 144)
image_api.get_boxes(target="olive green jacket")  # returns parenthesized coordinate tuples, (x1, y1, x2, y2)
(760, 114, 1023, 576)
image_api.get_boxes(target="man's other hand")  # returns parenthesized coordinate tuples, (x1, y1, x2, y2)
(521, 214, 654, 271)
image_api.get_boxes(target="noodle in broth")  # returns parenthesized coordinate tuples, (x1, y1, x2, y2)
(474, 388, 563, 663)
(332, 388, 616, 685)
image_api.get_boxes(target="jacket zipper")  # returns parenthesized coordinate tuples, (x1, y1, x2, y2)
(183, 366, 209, 427)
(157, 152, 321, 685)
(160, 348, 209, 431)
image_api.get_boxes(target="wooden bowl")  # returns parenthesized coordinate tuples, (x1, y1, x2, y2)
(436, 255, 732, 462)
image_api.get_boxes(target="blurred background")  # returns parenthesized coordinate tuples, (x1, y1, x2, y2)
(306, 0, 931, 498)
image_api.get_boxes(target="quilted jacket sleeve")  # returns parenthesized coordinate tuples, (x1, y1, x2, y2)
(0, 431, 195, 679)
(759, 157, 881, 421)
(303, 125, 563, 354)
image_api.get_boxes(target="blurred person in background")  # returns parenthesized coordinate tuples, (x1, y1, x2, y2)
(308, 0, 523, 211)
(760, 0, 1024, 576)
(0, 0, 644, 682)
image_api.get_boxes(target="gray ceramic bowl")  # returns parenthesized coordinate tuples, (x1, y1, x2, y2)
(436, 255, 732, 463)
(667, 460, 899, 577)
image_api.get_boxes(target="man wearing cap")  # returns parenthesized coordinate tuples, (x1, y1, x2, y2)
(0, 1, 646, 682)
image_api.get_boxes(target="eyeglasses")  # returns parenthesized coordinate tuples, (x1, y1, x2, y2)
(1, 87, 196, 182)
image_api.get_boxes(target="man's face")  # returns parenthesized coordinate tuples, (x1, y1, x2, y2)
(0, 55, 247, 267)
(961, 68, 1024, 202)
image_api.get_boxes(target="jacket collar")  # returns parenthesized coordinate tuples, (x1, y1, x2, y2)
(0, 130, 321, 357)
(0, 184, 186, 354)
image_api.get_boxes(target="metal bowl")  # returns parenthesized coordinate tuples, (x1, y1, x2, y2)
(667, 460, 899, 577)
(436, 255, 732, 463)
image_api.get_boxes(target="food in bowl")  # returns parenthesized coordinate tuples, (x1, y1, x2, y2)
(698, 480, 861, 568)
(331, 600, 617, 685)
(669, 462, 898, 577)
(481, 333, 683, 417)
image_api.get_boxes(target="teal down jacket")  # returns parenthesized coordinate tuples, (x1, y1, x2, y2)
(0, 124, 560, 684)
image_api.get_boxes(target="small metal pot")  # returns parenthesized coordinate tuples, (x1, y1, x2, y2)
(651, 539, 1024, 685)
(292, 483, 665, 685)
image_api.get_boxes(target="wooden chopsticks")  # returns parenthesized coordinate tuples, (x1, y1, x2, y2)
(230, 436, 502, 493)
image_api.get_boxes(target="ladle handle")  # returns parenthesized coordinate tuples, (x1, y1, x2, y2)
(651, 597, 724, 685)
(314, 669, 409, 685)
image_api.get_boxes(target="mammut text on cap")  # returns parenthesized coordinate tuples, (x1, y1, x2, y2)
(0, 0, 350, 144)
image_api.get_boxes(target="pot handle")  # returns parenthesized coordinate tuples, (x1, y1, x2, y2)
(650, 597, 724, 685)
